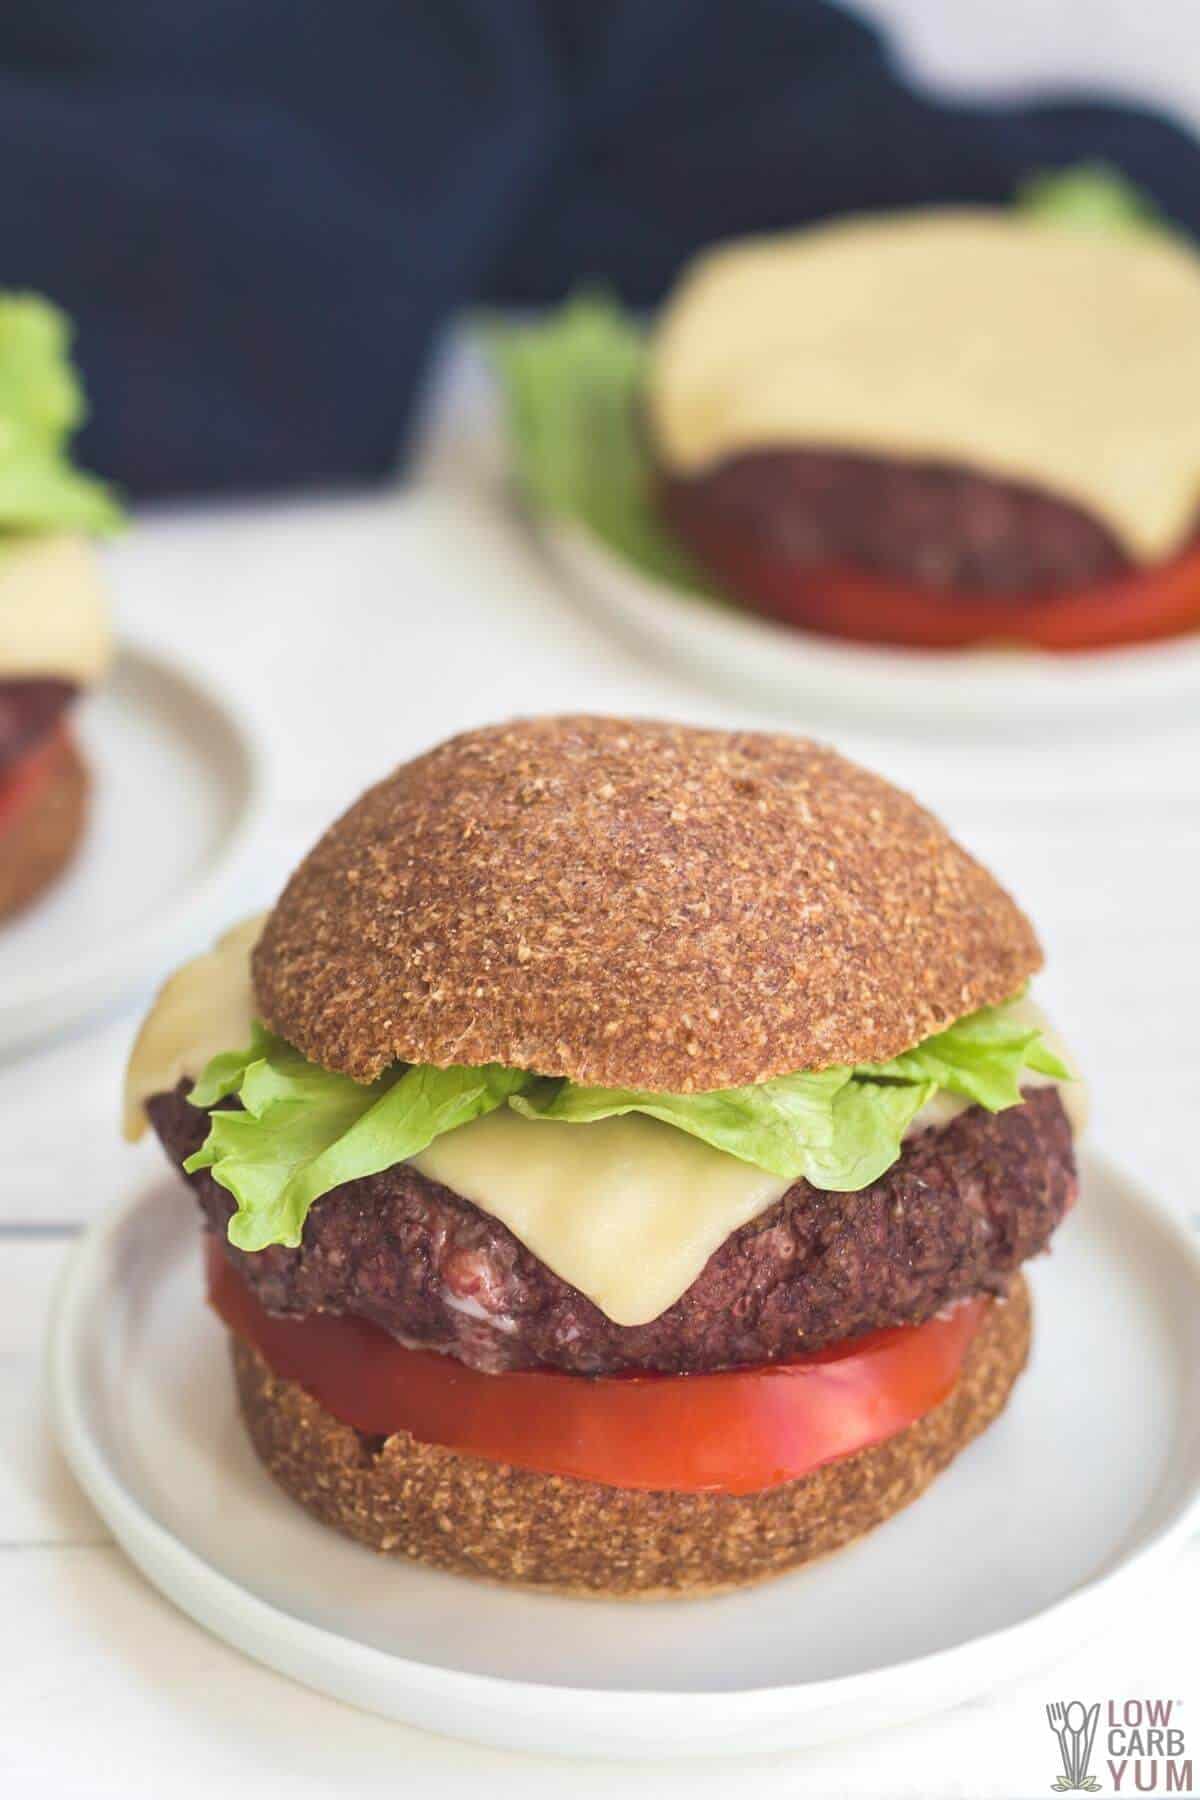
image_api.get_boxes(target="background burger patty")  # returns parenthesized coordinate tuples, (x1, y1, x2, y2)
(658, 449, 1149, 595)
(150, 1084, 1075, 1375)
(0, 678, 76, 774)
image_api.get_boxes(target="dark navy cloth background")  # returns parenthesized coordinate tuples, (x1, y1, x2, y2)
(3, 0, 1198, 499)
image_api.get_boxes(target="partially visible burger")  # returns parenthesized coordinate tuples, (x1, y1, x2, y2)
(493, 170, 1200, 653)
(0, 296, 120, 921)
(125, 717, 1084, 1597)
(647, 210, 1200, 649)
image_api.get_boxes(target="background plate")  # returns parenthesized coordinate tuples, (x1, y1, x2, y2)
(0, 643, 267, 1054)
(50, 1152, 1200, 1759)
(543, 519, 1200, 736)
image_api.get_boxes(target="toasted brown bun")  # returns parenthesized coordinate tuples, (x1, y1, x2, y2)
(253, 717, 1040, 1089)
(230, 1275, 1030, 1598)
(0, 732, 88, 923)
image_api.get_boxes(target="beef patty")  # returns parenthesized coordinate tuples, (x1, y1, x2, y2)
(149, 1082, 1075, 1375)
(0, 678, 76, 774)
(658, 448, 1150, 596)
(0, 729, 89, 920)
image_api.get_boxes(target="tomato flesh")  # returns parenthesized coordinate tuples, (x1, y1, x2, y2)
(207, 1240, 986, 1494)
(0, 728, 65, 836)
(683, 528, 1200, 652)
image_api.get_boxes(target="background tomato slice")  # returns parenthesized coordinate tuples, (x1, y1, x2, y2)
(0, 727, 65, 835)
(682, 530, 1200, 652)
(207, 1240, 986, 1494)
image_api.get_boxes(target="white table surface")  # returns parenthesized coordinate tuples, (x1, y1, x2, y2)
(1, 352, 1197, 1797)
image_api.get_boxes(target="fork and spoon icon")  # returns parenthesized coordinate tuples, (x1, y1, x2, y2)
(1047, 1699, 1102, 1791)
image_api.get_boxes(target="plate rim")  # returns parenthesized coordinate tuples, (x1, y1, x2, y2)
(541, 516, 1200, 729)
(0, 636, 271, 1039)
(48, 1149, 1200, 1750)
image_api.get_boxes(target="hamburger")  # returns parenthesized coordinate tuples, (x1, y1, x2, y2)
(494, 169, 1200, 652)
(648, 211, 1200, 648)
(0, 296, 120, 920)
(124, 717, 1083, 1597)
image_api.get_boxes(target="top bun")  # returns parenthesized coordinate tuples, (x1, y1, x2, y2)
(252, 717, 1040, 1091)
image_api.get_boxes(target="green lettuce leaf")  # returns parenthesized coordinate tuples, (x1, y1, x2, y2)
(860, 1003, 1071, 1111)
(185, 1024, 532, 1251)
(184, 997, 1069, 1253)
(486, 292, 711, 590)
(1015, 162, 1167, 236)
(509, 1064, 852, 1177)
(511, 1064, 936, 1190)
(804, 1078, 939, 1191)
(0, 295, 122, 537)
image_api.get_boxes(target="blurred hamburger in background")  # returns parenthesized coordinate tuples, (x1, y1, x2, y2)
(495, 166, 1200, 652)
(125, 717, 1083, 1597)
(0, 296, 120, 920)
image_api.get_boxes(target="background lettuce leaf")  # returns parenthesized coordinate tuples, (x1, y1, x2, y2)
(487, 292, 711, 590)
(0, 295, 122, 536)
(1015, 162, 1167, 235)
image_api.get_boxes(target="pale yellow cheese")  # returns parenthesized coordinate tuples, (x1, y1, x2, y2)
(122, 913, 267, 1140)
(412, 1109, 790, 1327)
(124, 920, 1082, 1325)
(648, 210, 1200, 562)
(0, 534, 112, 683)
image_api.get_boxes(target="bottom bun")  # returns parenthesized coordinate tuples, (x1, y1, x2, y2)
(230, 1275, 1032, 1598)
(0, 733, 89, 923)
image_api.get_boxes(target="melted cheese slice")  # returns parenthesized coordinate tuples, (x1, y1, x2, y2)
(125, 921, 1084, 1324)
(0, 534, 112, 683)
(123, 913, 266, 1140)
(648, 210, 1200, 562)
(412, 1110, 790, 1327)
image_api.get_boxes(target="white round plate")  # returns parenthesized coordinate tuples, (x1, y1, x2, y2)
(0, 642, 267, 1053)
(542, 519, 1200, 734)
(51, 1152, 1200, 1761)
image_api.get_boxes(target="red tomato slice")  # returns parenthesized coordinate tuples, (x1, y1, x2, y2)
(0, 728, 64, 836)
(207, 1240, 986, 1494)
(684, 530, 1200, 652)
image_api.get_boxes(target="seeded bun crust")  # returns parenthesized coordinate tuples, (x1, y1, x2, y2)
(230, 1275, 1030, 1597)
(252, 717, 1040, 1090)
(0, 731, 88, 922)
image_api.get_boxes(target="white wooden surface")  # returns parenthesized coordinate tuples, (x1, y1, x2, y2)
(1, 353, 1198, 1795)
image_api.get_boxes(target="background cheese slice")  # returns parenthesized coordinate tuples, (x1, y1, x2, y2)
(648, 210, 1200, 563)
(0, 534, 112, 683)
